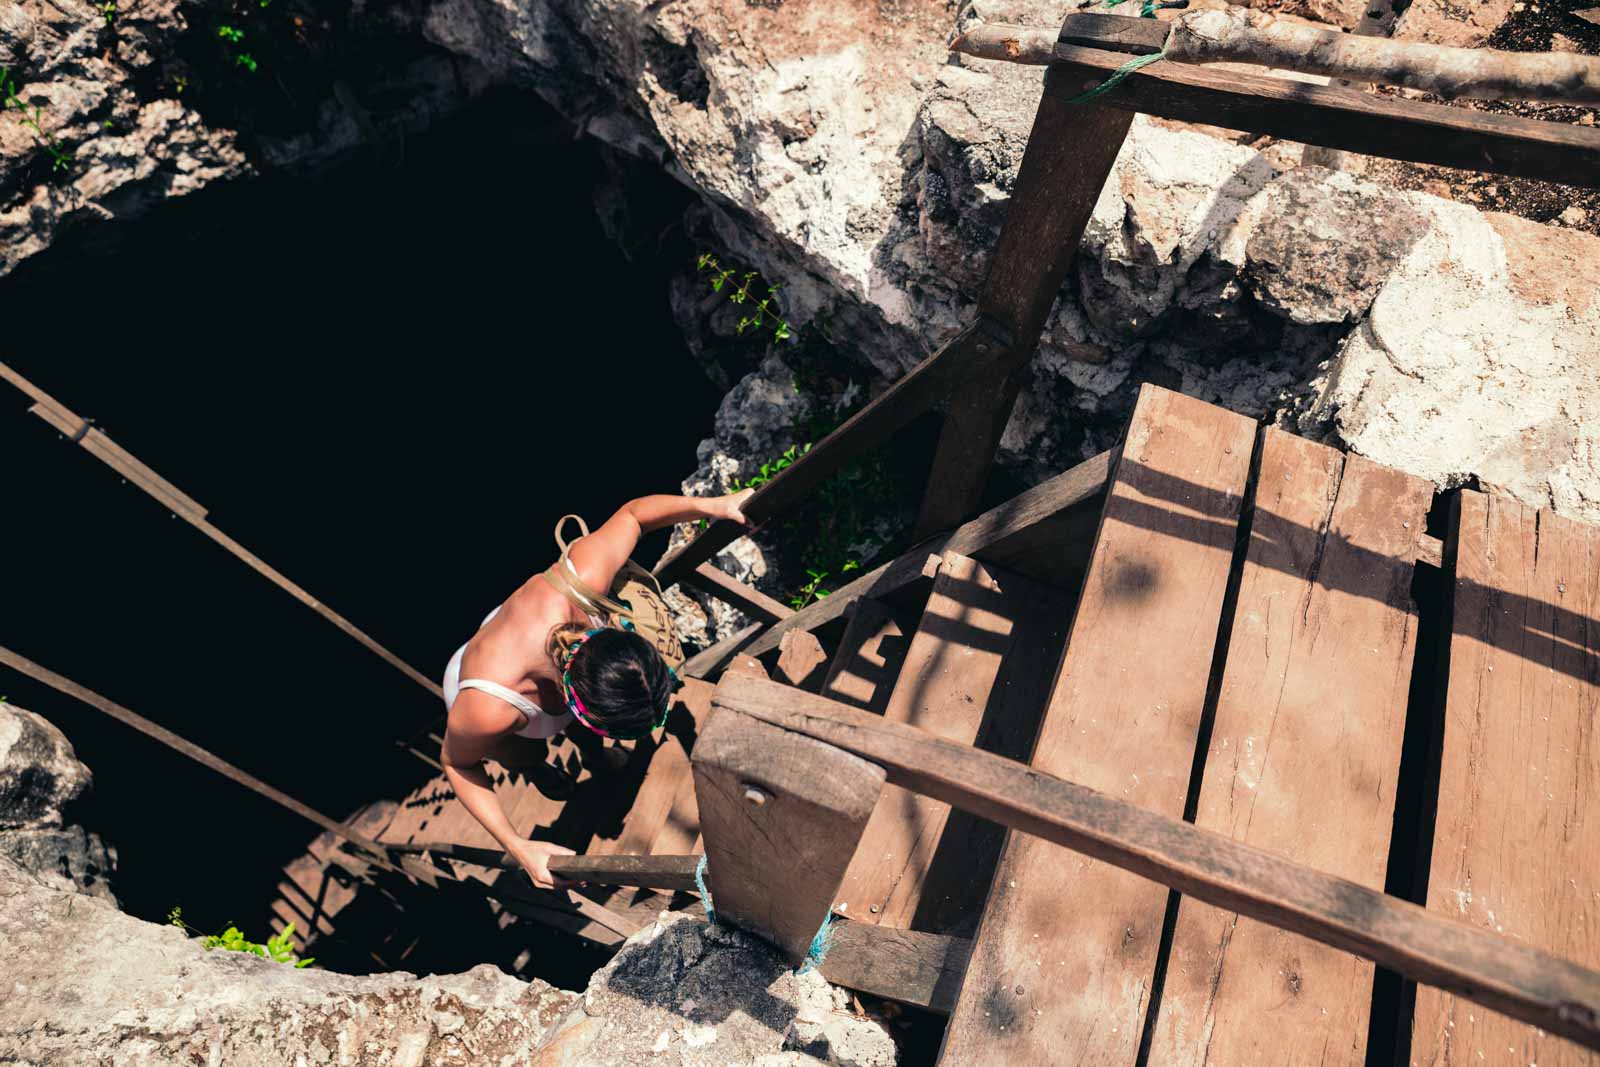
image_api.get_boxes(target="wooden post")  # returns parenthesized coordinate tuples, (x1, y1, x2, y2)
(691, 699, 886, 965)
(913, 68, 1134, 537)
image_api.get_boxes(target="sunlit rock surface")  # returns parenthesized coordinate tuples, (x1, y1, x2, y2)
(0, 701, 117, 901)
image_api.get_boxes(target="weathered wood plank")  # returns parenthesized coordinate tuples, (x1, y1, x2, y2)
(1148, 432, 1433, 1065)
(648, 678, 715, 858)
(709, 674, 1600, 1054)
(835, 554, 1036, 927)
(942, 384, 1256, 1064)
(914, 87, 1134, 535)
(1041, 41, 1600, 189)
(819, 599, 914, 715)
(382, 843, 704, 894)
(692, 701, 886, 964)
(747, 449, 1116, 659)
(1412, 492, 1600, 1066)
(654, 317, 1011, 587)
(679, 621, 763, 681)
(681, 562, 794, 624)
(776, 629, 829, 692)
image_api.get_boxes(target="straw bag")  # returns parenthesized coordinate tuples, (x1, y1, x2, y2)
(540, 514, 686, 670)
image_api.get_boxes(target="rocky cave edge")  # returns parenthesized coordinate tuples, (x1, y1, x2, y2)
(3, 0, 1598, 1061)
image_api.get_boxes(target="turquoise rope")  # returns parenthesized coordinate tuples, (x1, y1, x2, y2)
(693, 856, 834, 972)
(1066, 0, 1167, 106)
(1062, 48, 1168, 105)
(694, 854, 716, 924)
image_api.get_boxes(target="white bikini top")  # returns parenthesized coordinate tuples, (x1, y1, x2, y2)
(455, 678, 570, 741)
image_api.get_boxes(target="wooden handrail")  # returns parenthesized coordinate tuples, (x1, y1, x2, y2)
(652, 316, 1013, 588)
(709, 673, 1600, 1052)
(0, 644, 392, 868)
(384, 842, 704, 894)
(0, 362, 443, 700)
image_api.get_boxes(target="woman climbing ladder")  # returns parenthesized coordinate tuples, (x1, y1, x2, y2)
(439, 489, 753, 890)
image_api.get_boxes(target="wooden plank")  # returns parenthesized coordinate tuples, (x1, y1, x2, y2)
(747, 448, 1116, 659)
(776, 629, 828, 692)
(381, 843, 703, 894)
(834, 553, 1062, 931)
(680, 562, 794, 624)
(691, 703, 886, 964)
(914, 88, 1134, 536)
(1148, 432, 1433, 1066)
(648, 678, 714, 858)
(709, 674, 1600, 1054)
(679, 621, 762, 680)
(654, 317, 1012, 588)
(1412, 492, 1600, 1066)
(943, 384, 1255, 1064)
(819, 599, 914, 715)
(1043, 42, 1600, 190)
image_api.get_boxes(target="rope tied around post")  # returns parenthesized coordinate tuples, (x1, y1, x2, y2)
(1065, 1, 1176, 105)
(693, 855, 835, 972)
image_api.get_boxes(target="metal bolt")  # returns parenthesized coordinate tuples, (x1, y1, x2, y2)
(869, 905, 881, 914)
(742, 785, 769, 806)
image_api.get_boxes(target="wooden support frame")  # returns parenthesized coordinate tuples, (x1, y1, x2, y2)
(745, 447, 1115, 660)
(914, 79, 1134, 536)
(383, 842, 704, 894)
(708, 673, 1600, 1052)
(679, 562, 794, 624)
(653, 317, 1012, 588)
(690, 699, 887, 965)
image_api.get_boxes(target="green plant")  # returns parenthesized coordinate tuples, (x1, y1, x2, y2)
(697, 253, 793, 342)
(1, 67, 74, 172)
(217, 24, 245, 42)
(790, 560, 860, 611)
(738, 442, 810, 492)
(168, 907, 315, 968)
(100, 2, 117, 25)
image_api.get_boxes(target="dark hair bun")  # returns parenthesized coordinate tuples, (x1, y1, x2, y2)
(566, 629, 673, 737)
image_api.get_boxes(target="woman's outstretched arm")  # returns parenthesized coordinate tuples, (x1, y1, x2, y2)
(441, 691, 573, 889)
(567, 489, 752, 589)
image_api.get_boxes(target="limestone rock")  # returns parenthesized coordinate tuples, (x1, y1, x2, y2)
(0, 701, 90, 829)
(0, 702, 118, 902)
(1245, 167, 1431, 325)
(1393, 0, 1516, 47)
(1301, 201, 1600, 519)
(534, 913, 897, 1066)
(0, 853, 580, 1065)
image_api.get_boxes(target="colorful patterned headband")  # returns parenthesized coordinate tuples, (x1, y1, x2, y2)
(561, 628, 677, 741)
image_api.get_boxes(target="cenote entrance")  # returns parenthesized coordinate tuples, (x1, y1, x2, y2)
(0, 90, 723, 984)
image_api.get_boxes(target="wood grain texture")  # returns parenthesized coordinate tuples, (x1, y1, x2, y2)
(819, 599, 914, 715)
(747, 449, 1115, 659)
(834, 554, 1042, 927)
(943, 383, 1257, 1065)
(682, 562, 794, 623)
(711, 673, 1600, 1054)
(1148, 432, 1433, 1066)
(1043, 42, 1600, 189)
(1412, 492, 1600, 1066)
(915, 90, 1134, 535)
(692, 703, 886, 964)
(777, 629, 829, 692)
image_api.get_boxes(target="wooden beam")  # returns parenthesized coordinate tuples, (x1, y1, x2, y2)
(382, 843, 704, 894)
(1, 362, 443, 700)
(679, 621, 763, 680)
(914, 79, 1134, 536)
(680, 562, 794, 624)
(0, 644, 392, 866)
(1037, 41, 1600, 189)
(691, 697, 886, 965)
(653, 317, 1012, 588)
(746, 448, 1115, 660)
(709, 674, 1600, 1053)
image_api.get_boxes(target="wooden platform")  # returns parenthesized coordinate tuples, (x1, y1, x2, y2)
(267, 383, 1599, 1064)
